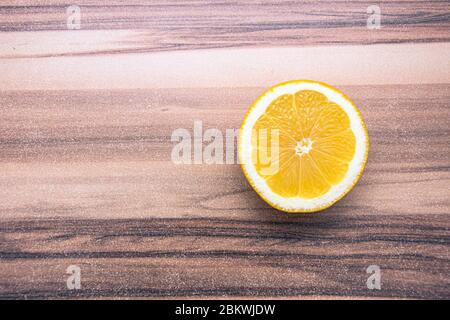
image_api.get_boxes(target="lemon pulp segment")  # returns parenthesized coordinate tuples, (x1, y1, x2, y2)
(252, 90, 356, 199)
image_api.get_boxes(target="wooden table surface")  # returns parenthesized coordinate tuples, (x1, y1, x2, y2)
(0, 1, 449, 299)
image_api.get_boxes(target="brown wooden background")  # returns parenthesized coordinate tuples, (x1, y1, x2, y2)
(0, 1, 449, 299)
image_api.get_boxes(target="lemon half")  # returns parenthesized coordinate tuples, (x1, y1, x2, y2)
(238, 80, 369, 213)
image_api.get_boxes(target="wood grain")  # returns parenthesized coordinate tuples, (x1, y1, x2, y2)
(0, 85, 449, 299)
(0, 215, 448, 299)
(0, 85, 449, 218)
(0, 0, 449, 300)
(1, 0, 449, 58)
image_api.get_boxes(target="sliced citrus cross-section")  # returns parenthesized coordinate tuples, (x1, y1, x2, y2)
(238, 80, 369, 213)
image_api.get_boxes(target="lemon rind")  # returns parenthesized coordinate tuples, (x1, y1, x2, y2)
(238, 80, 369, 213)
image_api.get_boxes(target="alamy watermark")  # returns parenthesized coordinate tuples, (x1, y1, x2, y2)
(171, 121, 281, 175)
(66, 5, 81, 30)
(66, 265, 81, 290)
(367, 5, 381, 29)
(366, 265, 382, 290)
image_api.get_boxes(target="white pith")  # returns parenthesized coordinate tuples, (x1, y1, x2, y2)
(295, 138, 313, 157)
(239, 81, 368, 212)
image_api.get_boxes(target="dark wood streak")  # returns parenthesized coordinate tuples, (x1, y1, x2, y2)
(0, 215, 449, 299)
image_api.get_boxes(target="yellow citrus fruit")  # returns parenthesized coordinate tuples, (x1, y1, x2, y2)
(238, 80, 369, 213)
